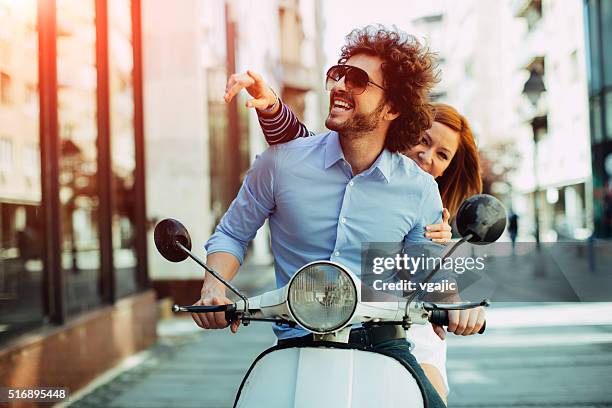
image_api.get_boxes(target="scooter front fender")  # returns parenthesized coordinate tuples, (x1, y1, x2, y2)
(234, 344, 425, 408)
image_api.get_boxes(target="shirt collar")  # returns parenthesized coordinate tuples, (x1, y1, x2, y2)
(324, 131, 392, 183)
(371, 148, 392, 183)
(324, 132, 344, 169)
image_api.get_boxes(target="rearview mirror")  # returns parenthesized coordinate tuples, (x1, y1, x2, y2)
(456, 194, 507, 245)
(154, 218, 192, 262)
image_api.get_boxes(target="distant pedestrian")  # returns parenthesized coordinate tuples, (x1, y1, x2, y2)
(508, 212, 519, 254)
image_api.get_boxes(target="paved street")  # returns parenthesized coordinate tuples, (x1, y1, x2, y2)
(445, 303, 612, 407)
(64, 320, 275, 408)
(62, 258, 612, 408)
(64, 302, 612, 408)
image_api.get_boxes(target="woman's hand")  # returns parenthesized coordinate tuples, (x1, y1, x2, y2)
(432, 307, 486, 340)
(224, 70, 277, 111)
(425, 208, 451, 243)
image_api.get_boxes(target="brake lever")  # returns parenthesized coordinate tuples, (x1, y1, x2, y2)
(422, 298, 490, 311)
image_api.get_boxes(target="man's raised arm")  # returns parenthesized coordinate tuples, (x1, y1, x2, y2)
(192, 146, 277, 332)
(224, 69, 312, 144)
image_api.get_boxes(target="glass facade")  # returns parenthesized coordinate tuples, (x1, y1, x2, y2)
(0, 0, 46, 340)
(585, 0, 612, 238)
(0, 0, 146, 343)
(109, 0, 138, 297)
(601, 0, 612, 89)
(57, 0, 102, 315)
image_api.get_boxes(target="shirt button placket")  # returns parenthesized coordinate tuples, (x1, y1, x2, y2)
(334, 177, 354, 262)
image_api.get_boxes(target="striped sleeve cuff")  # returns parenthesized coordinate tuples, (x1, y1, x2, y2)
(257, 100, 312, 144)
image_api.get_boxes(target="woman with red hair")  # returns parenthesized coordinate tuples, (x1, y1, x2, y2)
(408, 103, 483, 219)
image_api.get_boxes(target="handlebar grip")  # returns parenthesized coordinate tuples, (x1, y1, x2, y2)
(172, 303, 237, 314)
(429, 309, 486, 334)
(172, 303, 240, 326)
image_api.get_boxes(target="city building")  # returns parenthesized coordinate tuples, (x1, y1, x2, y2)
(511, 0, 592, 241)
(411, 0, 520, 149)
(1, 0, 326, 392)
(0, 0, 154, 392)
(147, 0, 326, 304)
(410, 0, 592, 241)
(584, 0, 612, 238)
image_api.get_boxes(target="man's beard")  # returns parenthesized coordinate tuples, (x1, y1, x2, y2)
(325, 100, 386, 139)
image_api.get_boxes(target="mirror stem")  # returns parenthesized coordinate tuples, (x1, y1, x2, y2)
(176, 241, 249, 311)
(403, 234, 473, 317)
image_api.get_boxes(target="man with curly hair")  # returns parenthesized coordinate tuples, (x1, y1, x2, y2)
(195, 26, 448, 406)
(329, 26, 438, 153)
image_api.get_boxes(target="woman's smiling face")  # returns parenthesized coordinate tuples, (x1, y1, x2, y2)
(404, 121, 460, 178)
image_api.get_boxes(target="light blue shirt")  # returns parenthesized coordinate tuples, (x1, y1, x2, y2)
(205, 131, 443, 339)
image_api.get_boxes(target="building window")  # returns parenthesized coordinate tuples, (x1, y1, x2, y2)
(590, 96, 603, 144)
(606, 92, 612, 140)
(0, 138, 12, 172)
(24, 145, 40, 178)
(1, 0, 146, 343)
(0, 72, 10, 104)
(602, 0, 612, 87)
(516, 0, 542, 31)
(570, 50, 579, 82)
(0, 0, 45, 344)
(109, 0, 138, 298)
(57, 0, 102, 315)
(587, 0, 602, 92)
(586, 0, 612, 238)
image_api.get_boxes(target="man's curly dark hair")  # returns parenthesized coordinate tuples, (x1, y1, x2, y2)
(338, 25, 439, 152)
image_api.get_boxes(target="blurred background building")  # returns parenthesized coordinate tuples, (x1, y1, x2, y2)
(585, 0, 612, 239)
(410, 0, 593, 242)
(511, 0, 592, 243)
(1, 0, 155, 393)
(143, 0, 326, 303)
(0, 0, 324, 395)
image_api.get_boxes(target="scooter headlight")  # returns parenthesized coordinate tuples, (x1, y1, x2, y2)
(287, 262, 357, 334)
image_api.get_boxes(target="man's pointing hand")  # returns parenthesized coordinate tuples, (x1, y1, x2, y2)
(224, 70, 277, 111)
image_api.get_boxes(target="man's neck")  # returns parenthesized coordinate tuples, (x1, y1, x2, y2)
(339, 130, 386, 175)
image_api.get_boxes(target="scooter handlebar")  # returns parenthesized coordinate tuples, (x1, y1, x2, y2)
(429, 309, 486, 334)
(172, 302, 486, 333)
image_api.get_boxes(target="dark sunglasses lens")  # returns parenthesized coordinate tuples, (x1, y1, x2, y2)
(325, 65, 368, 94)
(344, 67, 368, 93)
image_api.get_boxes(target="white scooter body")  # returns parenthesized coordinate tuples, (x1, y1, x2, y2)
(235, 346, 424, 408)
(231, 263, 429, 408)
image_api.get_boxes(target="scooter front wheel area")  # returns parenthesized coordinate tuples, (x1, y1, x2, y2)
(234, 344, 425, 408)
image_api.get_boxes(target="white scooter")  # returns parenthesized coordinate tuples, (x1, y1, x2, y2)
(154, 194, 507, 408)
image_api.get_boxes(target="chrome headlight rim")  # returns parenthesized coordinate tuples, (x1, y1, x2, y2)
(287, 260, 358, 334)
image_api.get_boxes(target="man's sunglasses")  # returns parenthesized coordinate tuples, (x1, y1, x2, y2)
(325, 64, 385, 95)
